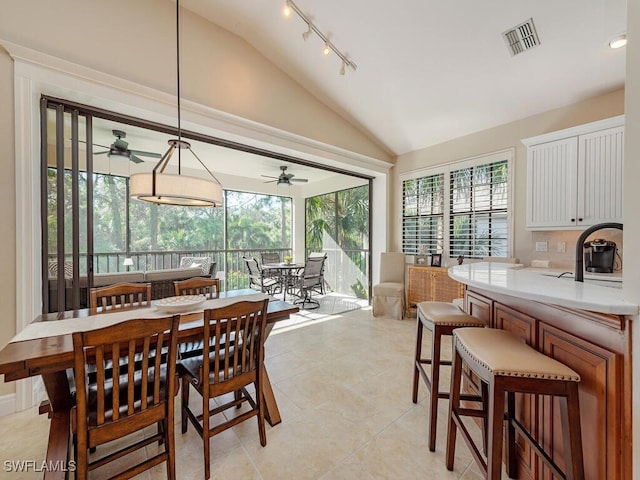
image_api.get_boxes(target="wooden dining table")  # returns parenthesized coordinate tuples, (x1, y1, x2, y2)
(0, 289, 298, 480)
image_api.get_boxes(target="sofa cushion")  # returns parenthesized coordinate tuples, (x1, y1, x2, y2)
(144, 268, 202, 282)
(179, 257, 214, 276)
(93, 272, 145, 287)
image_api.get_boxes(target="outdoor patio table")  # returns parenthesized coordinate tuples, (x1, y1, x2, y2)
(262, 262, 304, 301)
(0, 289, 298, 480)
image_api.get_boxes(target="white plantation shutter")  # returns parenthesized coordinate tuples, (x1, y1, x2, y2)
(449, 160, 509, 258)
(400, 151, 512, 260)
(402, 173, 444, 255)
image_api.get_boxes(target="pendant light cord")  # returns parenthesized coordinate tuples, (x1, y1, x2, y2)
(176, 0, 182, 173)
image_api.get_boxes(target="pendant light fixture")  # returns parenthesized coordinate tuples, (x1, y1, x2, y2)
(129, 0, 223, 207)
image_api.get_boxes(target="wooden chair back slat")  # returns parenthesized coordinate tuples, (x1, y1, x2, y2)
(90, 283, 152, 314)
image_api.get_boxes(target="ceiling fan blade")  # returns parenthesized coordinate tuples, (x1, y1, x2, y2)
(94, 150, 109, 155)
(129, 149, 161, 158)
(260, 174, 279, 180)
(129, 154, 145, 164)
(263, 179, 278, 184)
(290, 178, 308, 183)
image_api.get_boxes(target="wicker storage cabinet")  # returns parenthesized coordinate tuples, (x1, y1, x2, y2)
(407, 265, 464, 316)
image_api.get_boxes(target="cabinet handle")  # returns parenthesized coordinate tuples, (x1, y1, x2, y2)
(578, 218, 583, 222)
(571, 218, 576, 222)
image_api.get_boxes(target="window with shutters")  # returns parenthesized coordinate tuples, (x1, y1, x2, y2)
(400, 150, 512, 260)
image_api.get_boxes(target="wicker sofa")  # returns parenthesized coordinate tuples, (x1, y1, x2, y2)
(47, 258, 216, 312)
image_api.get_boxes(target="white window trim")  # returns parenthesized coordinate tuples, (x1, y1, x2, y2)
(399, 149, 515, 261)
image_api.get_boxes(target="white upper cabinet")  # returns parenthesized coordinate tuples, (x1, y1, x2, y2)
(522, 116, 624, 230)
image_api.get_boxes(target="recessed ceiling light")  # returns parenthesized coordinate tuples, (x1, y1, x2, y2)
(609, 35, 627, 49)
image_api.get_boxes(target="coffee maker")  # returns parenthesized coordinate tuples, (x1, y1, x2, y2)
(583, 239, 616, 273)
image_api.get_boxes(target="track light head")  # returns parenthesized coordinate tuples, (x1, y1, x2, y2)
(339, 61, 346, 75)
(302, 23, 312, 41)
(283, 1, 292, 17)
(322, 43, 331, 56)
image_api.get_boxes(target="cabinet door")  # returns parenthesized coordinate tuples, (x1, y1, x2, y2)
(431, 268, 464, 303)
(577, 126, 624, 226)
(465, 290, 492, 325)
(526, 137, 578, 228)
(538, 321, 621, 480)
(407, 266, 431, 315)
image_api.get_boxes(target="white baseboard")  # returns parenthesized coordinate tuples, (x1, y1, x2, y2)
(0, 394, 17, 416)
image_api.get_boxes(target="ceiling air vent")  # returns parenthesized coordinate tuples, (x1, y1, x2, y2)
(503, 18, 540, 56)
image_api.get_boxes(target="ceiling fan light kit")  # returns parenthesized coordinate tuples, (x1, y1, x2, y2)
(282, 0, 357, 75)
(129, 0, 223, 207)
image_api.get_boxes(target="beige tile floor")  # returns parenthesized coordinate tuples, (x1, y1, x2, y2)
(0, 306, 489, 479)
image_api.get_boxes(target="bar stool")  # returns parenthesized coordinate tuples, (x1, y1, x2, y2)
(446, 327, 584, 480)
(412, 301, 486, 451)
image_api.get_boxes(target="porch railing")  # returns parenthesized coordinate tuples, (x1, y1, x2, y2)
(48, 246, 369, 298)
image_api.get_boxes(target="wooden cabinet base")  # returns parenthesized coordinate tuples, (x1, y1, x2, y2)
(464, 286, 631, 480)
(406, 266, 463, 317)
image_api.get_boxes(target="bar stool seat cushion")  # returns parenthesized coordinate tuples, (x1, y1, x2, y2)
(455, 328, 580, 381)
(418, 301, 486, 327)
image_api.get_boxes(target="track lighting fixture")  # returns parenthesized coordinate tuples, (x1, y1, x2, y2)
(282, 0, 357, 75)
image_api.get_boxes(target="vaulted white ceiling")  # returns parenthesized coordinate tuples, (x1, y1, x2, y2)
(181, 0, 627, 156)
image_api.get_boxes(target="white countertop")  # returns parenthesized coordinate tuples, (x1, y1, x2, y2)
(448, 262, 638, 315)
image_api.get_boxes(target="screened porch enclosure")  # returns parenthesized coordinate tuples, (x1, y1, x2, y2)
(43, 97, 371, 313)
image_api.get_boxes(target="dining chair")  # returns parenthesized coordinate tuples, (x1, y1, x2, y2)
(179, 299, 269, 479)
(173, 276, 220, 299)
(89, 282, 152, 314)
(72, 315, 180, 480)
(372, 252, 406, 319)
(293, 255, 325, 309)
(244, 256, 280, 295)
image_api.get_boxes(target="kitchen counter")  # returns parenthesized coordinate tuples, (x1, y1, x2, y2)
(448, 262, 637, 315)
(449, 262, 633, 479)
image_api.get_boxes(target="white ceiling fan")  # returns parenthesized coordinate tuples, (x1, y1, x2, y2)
(261, 165, 309, 185)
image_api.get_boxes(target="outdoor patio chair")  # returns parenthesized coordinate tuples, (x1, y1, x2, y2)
(293, 255, 326, 309)
(244, 256, 280, 295)
(260, 252, 282, 283)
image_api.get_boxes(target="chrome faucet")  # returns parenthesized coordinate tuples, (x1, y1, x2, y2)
(574, 222, 623, 282)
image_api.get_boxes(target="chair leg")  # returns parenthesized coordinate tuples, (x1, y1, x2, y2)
(165, 417, 176, 480)
(412, 320, 424, 403)
(445, 347, 463, 471)
(561, 383, 585, 480)
(486, 380, 506, 480)
(505, 391, 517, 478)
(428, 327, 441, 452)
(203, 391, 211, 480)
(181, 375, 189, 434)
(256, 367, 267, 447)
